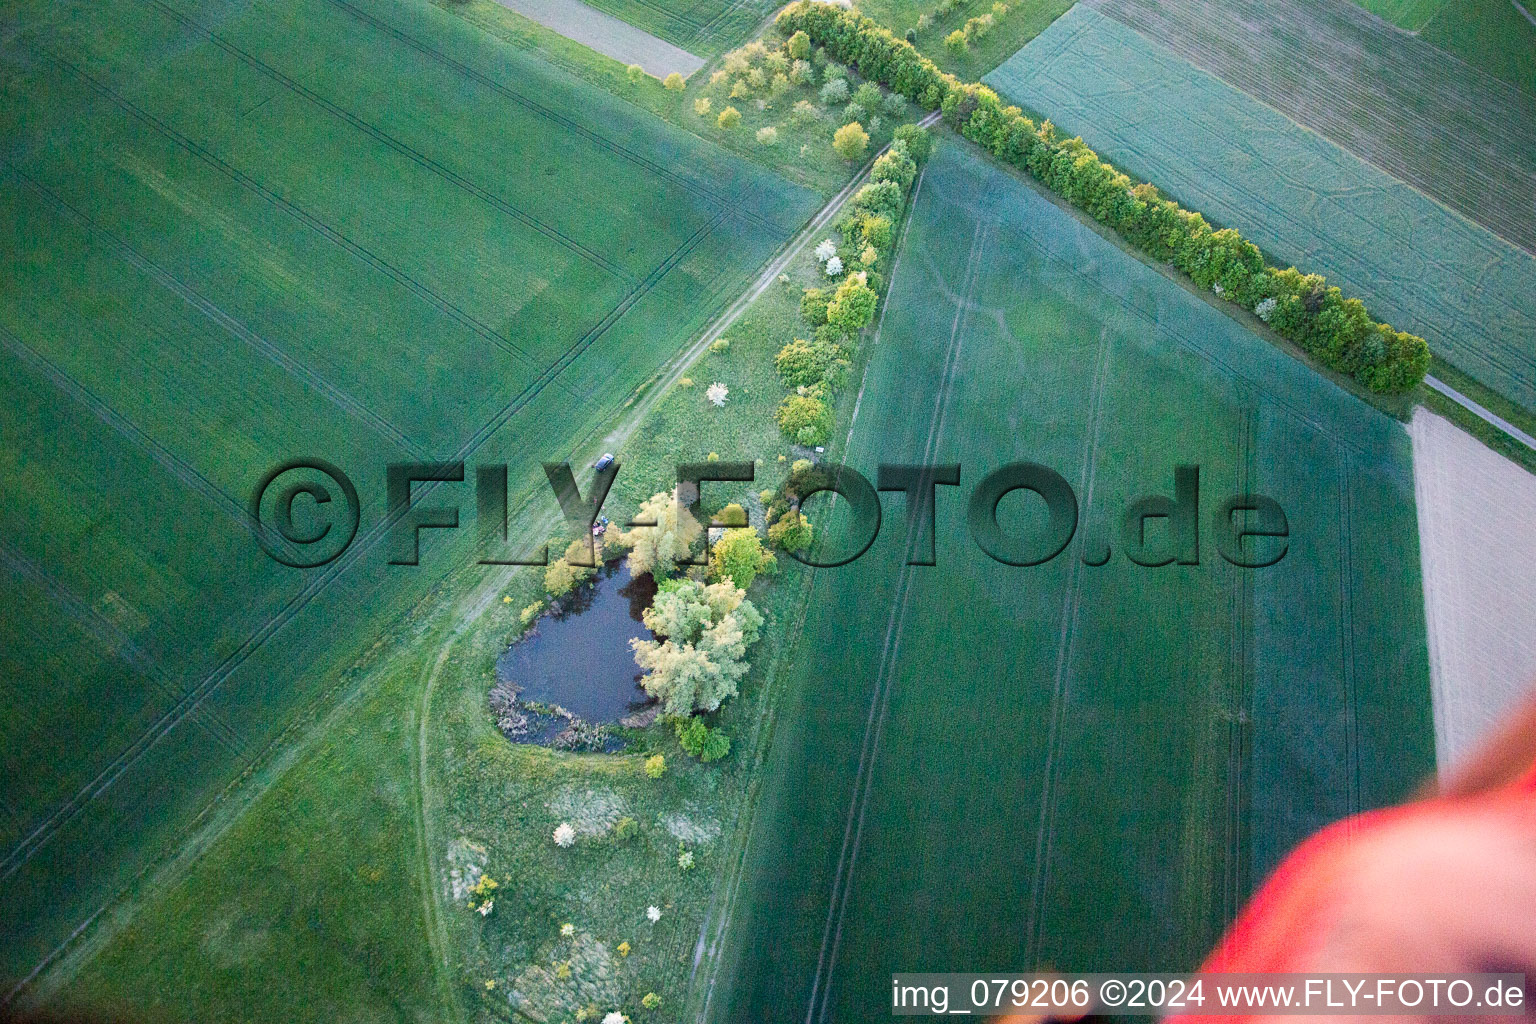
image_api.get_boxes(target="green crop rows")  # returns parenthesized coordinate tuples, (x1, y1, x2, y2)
(706, 144, 1433, 1019)
(986, 5, 1536, 413)
(0, 0, 814, 987)
(574, 0, 782, 57)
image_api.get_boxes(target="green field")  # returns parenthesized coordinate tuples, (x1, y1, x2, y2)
(704, 143, 1433, 1018)
(560, 0, 782, 57)
(1354, 0, 1536, 93)
(1087, 0, 1536, 258)
(850, 0, 1076, 79)
(986, 5, 1536, 414)
(0, 0, 816, 991)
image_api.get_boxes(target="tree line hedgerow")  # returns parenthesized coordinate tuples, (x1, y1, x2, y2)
(774, 1, 1430, 395)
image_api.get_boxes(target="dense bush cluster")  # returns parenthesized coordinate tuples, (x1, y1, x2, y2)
(774, 1, 1429, 394)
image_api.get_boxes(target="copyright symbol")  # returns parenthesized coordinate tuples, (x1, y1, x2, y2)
(1100, 980, 1126, 1007)
(250, 459, 360, 568)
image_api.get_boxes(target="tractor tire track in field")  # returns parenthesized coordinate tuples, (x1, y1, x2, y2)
(1004, 203, 1368, 460)
(0, 326, 252, 537)
(1221, 397, 1256, 924)
(32, 47, 553, 372)
(0, 202, 720, 905)
(0, 539, 241, 757)
(141, 0, 639, 287)
(321, 0, 782, 235)
(807, 216, 988, 1024)
(1023, 319, 1111, 965)
(2, 163, 427, 462)
(1336, 455, 1362, 828)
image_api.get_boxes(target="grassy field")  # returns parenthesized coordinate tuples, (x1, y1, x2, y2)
(851, 0, 1076, 79)
(704, 142, 1434, 1019)
(435, 0, 914, 197)
(1086, 0, 1536, 258)
(0, 0, 816, 995)
(519, 0, 782, 57)
(1353, 0, 1536, 94)
(986, 5, 1536, 416)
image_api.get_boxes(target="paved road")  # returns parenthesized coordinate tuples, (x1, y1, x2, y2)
(1425, 375, 1536, 453)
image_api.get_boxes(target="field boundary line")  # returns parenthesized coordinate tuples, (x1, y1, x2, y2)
(1424, 375, 1536, 452)
(808, 204, 983, 1024)
(321, 0, 783, 234)
(142, 0, 637, 286)
(2, 162, 427, 461)
(34, 46, 550, 370)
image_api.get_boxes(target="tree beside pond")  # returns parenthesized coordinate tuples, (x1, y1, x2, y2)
(631, 579, 762, 715)
(708, 526, 776, 589)
(615, 489, 702, 580)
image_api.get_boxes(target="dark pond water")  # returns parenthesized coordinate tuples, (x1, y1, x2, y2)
(495, 562, 658, 723)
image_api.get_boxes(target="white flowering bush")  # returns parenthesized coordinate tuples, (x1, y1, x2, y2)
(560, 922, 575, 937)
(647, 905, 662, 923)
(602, 1013, 627, 1024)
(1254, 297, 1277, 322)
(553, 822, 576, 847)
(824, 255, 843, 276)
(706, 381, 729, 406)
(677, 848, 695, 870)
(814, 238, 837, 262)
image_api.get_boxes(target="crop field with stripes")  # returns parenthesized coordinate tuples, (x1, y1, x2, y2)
(986, 5, 1536, 415)
(573, 0, 782, 57)
(704, 144, 1433, 1019)
(1081, 0, 1536, 259)
(0, 0, 814, 987)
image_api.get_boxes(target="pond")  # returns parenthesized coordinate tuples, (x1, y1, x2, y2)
(494, 562, 658, 728)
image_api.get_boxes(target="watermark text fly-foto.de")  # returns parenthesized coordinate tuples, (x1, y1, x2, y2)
(250, 458, 1289, 570)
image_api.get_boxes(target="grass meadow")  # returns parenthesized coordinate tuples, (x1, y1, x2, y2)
(0, 0, 815, 996)
(986, 5, 1536, 416)
(704, 142, 1434, 1020)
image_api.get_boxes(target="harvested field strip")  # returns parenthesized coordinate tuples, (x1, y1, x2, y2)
(1410, 409, 1536, 772)
(987, 5, 1536, 411)
(1084, 0, 1536, 256)
(485, 0, 705, 78)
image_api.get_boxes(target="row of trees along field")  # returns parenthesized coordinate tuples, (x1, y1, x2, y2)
(775, 0, 1431, 395)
